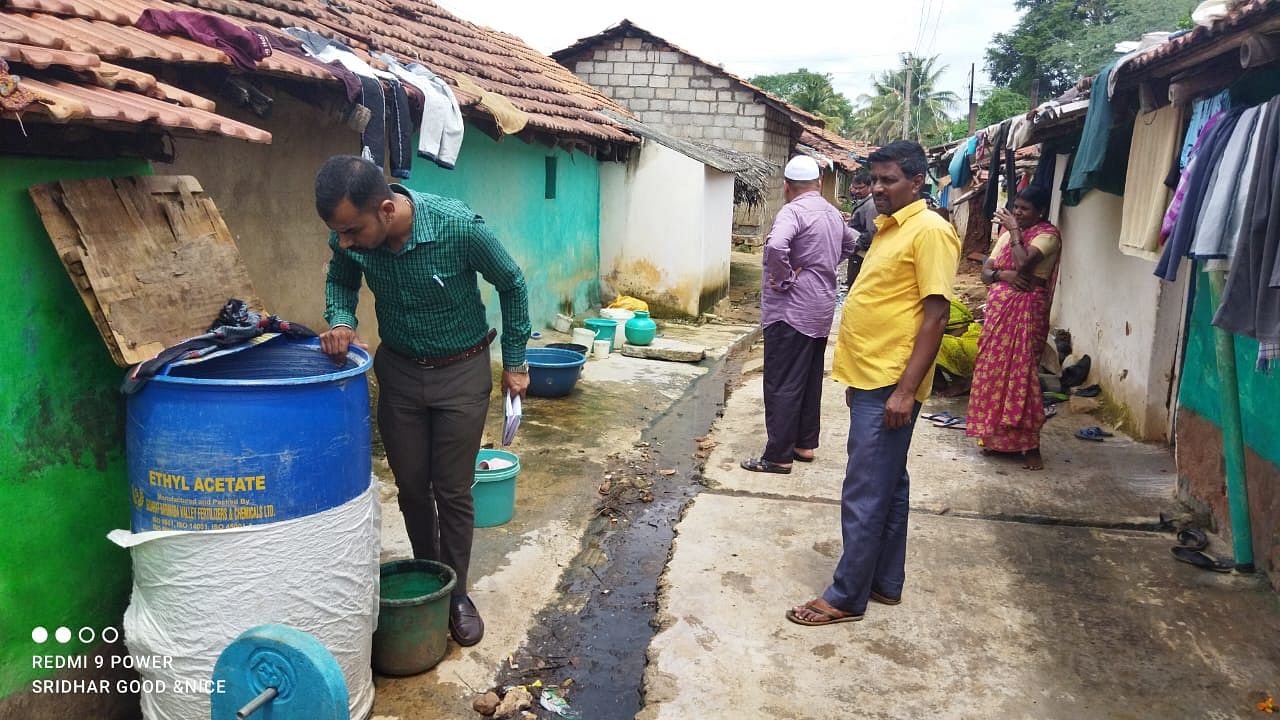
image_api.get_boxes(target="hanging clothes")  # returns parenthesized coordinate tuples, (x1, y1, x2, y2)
(1181, 90, 1231, 169)
(1190, 105, 1264, 260)
(375, 53, 465, 169)
(948, 135, 977, 188)
(1118, 104, 1187, 260)
(285, 28, 414, 179)
(1161, 110, 1227, 242)
(453, 74, 529, 135)
(1065, 61, 1119, 203)
(1029, 146, 1057, 194)
(1215, 97, 1280, 369)
(136, 10, 270, 71)
(256, 28, 360, 103)
(983, 120, 1011, 219)
(1155, 106, 1247, 281)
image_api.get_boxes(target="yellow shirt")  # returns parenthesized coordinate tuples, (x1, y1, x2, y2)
(832, 200, 961, 402)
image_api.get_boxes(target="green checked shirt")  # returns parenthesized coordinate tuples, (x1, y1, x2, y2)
(324, 185, 530, 369)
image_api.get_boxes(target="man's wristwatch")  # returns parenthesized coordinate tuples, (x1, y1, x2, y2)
(506, 363, 529, 374)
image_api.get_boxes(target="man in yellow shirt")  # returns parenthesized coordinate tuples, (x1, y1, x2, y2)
(787, 140, 960, 626)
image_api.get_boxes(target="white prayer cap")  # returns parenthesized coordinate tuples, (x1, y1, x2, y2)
(784, 155, 820, 181)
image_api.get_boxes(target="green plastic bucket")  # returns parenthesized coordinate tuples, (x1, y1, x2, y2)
(372, 559, 456, 676)
(474, 449, 520, 527)
(583, 318, 618, 348)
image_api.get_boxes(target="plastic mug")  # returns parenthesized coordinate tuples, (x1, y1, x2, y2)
(592, 339, 611, 359)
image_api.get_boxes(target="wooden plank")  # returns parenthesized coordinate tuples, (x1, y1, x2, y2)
(28, 175, 261, 367)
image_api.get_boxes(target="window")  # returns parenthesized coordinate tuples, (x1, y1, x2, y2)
(545, 156, 557, 199)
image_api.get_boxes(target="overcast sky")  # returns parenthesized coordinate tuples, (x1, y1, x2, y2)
(437, 0, 1024, 116)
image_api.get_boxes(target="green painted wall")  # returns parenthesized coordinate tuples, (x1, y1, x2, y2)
(403, 130, 601, 331)
(1, 157, 150, 698)
(1179, 268, 1280, 466)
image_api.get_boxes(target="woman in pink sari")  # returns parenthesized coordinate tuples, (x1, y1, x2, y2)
(967, 187, 1061, 470)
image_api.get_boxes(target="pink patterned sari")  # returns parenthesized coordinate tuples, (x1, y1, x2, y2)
(966, 222, 1060, 453)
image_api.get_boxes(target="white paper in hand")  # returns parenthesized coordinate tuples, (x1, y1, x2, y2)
(503, 393, 522, 446)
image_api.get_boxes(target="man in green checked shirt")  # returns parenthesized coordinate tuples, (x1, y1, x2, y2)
(314, 155, 531, 647)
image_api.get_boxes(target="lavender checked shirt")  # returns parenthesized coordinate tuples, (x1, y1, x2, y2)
(761, 190, 857, 338)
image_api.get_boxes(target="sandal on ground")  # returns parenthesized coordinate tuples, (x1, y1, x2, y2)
(920, 411, 954, 422)
(933, 416, 966, 429)
(1176, 527, 1209, 552)
(1044, 404, 1058, 419)
(870, 590, 902, 606)
(740, 457, 791, 474)
(793, 451, 815, 463)
(1170, 546, 1232, 573)
(785, 600, 864, 626)
(1075, 426, 1113, 441)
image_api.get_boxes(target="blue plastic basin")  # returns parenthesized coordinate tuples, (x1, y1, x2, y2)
(526, 347, 587, 398)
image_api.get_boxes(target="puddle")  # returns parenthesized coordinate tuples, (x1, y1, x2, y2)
(494, 332, 753, 717)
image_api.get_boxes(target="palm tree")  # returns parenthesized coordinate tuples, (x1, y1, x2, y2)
(850, 54, 958, 145)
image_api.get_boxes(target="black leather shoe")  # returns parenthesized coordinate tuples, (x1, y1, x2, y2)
(449, 595, 484, 646)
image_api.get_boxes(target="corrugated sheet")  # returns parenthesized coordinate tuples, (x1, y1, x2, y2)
(799, 124, 874, 171)
(3, 0, 637, 146)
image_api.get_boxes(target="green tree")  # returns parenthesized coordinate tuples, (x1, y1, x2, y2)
(986, 0, 1201, 98)
(749, 68, 855, 134)
(849, 54, 958, 145)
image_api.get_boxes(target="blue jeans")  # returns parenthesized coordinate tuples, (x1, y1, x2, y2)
(823, 385, 920, 614)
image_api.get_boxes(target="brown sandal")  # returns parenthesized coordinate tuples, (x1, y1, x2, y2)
(785, 600, 863, 626)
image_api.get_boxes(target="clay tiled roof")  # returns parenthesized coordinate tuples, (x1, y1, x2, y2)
(2, 0, 636, 148)
(798, 124, 874, 172)
(1117, 0, 1280, 78)
(553, 19, 829, 131)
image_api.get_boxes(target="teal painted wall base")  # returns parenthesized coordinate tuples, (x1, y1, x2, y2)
(403, 130, 601, 334)
(1, 157, 150, 700)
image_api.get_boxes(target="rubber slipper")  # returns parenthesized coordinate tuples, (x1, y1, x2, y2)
(1045, 404, 1058, 419)
(793, 452, 815, 463)
(1075, 426, 1112, 441)
(1074, 384, 1102, 398)
(1176, 528, 1209, 552)
(1043, 392, 1069, 402)
(785, 601, 863, 626)
(920, 411, 953, 422)
(1170, 546, 1232, 573)
(740, 457, 791, 474)
(934, 416, 966, 429)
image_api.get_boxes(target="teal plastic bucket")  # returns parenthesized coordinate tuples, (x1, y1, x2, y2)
(583, 318, 617, 348)
(372, 559, 456, 676)
(474, 449, 520, 527)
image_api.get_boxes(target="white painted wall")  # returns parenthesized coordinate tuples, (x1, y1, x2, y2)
(600, 139, 733, 317)
(1052, 177, 1188, 441)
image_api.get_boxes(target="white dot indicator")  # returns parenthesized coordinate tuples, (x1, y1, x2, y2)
(31, 627, 48, 644)
(54, 627, 71, 644)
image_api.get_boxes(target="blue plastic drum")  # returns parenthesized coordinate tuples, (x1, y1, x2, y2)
(126, 336, 371, 532)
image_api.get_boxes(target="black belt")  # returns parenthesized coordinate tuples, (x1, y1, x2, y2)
(390, 329, 496, 369)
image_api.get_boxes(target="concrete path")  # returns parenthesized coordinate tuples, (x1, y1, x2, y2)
(642, 334, 1280, 719)
(369, 320, 757, 718)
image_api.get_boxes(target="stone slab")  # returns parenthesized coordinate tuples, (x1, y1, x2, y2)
(621, 338, 707, 363)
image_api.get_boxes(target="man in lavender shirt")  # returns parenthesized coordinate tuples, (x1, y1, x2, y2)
(741, 156, 858, 474)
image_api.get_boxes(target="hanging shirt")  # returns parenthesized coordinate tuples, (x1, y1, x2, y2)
(1190, 105, 1263, 260)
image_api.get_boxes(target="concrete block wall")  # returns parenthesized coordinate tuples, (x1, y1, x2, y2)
(566, 34, 796, 244)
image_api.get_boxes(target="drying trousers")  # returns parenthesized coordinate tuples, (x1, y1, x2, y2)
(374, 347, 491, 598)
(762, 321, 828, 464)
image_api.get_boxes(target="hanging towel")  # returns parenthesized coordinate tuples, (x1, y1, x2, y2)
(453, 75, 528, 135)
(376, 53, 465, 169)
(137, 10, 270, 71)
(1118, 104, 1186, 260)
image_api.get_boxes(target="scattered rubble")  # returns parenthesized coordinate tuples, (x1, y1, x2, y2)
(494, 686, 532, 719)
(472, 692, 500, 717)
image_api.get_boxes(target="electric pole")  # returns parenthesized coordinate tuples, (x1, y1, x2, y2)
(968, 63, 977, 134)
(902, 55, 913, 141)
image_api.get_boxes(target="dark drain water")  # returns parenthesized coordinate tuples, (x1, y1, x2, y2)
(495, 335, 751, 719)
